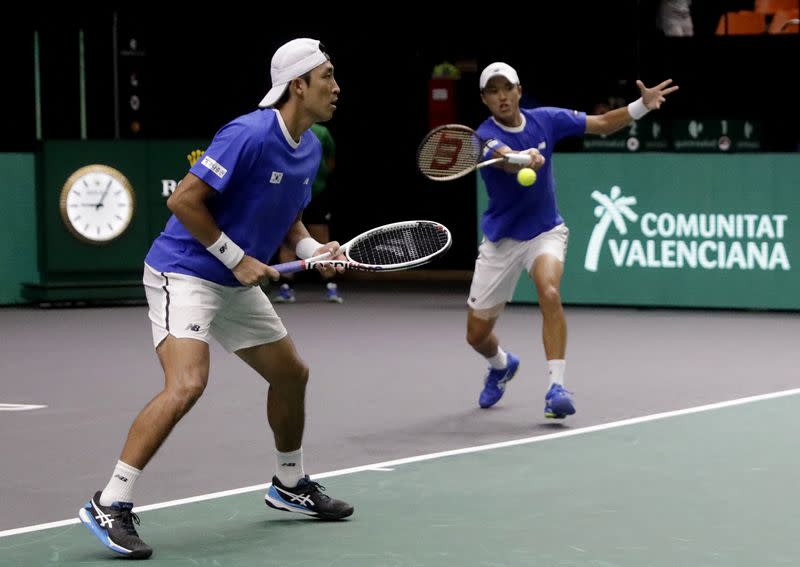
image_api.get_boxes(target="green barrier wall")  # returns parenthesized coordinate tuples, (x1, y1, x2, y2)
(0, 154, 39, 304)
(22, 140, 208, 303)
(477, 154, 800, 310)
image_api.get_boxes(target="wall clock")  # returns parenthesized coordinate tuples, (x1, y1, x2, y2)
(59, 164, 136, 245)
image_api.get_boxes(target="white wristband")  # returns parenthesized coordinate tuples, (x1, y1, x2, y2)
(627, 97, 650, 120)
(296, 237, 323, 260)
(206, 231, 245, 270)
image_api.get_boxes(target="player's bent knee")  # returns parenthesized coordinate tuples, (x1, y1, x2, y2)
(538, 285, 561, 308)
(165, 381, 207, 415)
(466, 315, 496, 347)
(295, 363, 309, 385)
(272, 361, 309, 390)
(466, 326, 486, 347)
(466, 334, 485, 349)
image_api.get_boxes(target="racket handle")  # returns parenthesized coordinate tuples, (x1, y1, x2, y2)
(506, 152, 532, 165)
(475, 157, 505, 170)
(272, 250, 333, 275)
(272, 260, 307, 274)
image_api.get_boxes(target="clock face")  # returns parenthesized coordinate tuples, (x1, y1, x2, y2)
(59, 165, 136, 244)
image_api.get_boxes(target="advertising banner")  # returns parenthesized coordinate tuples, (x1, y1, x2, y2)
(477, 154, 798, 310)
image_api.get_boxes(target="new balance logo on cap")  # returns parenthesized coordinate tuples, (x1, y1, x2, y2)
(270, 171, 284, 184)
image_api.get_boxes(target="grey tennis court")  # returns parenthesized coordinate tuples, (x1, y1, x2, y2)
(2, 283, 799, 565)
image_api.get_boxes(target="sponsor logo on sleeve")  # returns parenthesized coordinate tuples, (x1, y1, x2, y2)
(201, 155, 228, 179)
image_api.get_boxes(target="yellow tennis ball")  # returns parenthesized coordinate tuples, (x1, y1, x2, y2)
(517, 167, 537, 187)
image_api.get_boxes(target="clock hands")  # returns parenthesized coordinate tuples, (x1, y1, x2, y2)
(95, 178, 113, 209)
(62, 166, 134, 244)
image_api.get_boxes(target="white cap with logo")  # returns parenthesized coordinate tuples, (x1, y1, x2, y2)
(479, 62, 520, 90)
(258, 38, 328, 108)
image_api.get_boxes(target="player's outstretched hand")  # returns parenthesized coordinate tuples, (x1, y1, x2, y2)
(638, 79, 679, 111)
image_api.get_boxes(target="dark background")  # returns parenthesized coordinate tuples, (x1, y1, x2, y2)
(3, 1, 798, 269)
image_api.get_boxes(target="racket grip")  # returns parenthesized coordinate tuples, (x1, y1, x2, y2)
(273, 260, 307, 274)
(506, 152, 532, 165)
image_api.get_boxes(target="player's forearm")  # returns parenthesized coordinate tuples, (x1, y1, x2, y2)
(283, 220, 312, 251)
(285, 220, 326, 260)
(588, 106, 634, 136)
(167, 195, 223, 247)
(165, 173, 226, 248)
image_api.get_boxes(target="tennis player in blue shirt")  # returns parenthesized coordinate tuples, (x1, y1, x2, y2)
(468, 62, 678, 416)
(79, 38, 353, 560)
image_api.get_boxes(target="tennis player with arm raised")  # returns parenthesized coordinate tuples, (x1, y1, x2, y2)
(78, 38, 353, 560)
(469, 62, 678, 416)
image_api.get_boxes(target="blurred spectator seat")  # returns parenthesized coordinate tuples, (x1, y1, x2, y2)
(768, 8, 799, 32)
(754, 0, 798, 14)
(715, 10, 767, 34)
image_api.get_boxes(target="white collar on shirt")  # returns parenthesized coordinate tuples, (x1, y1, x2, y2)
(273, 109, 301, 149)
(491, 112, 526, 133)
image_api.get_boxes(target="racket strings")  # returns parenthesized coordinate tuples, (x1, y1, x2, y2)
(348, 224, 450, 267)
(417, 128, 483, 179)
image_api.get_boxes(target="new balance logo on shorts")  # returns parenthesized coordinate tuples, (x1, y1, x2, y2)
(185, 324, 201, 332)
(270, 171, 284, 184)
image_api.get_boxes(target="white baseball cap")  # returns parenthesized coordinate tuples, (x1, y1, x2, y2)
(479, 62, 520, 90)
(258, 38, 329, 108)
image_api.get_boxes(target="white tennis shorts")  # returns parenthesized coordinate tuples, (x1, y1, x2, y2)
(143, 263, 287, 352)
(468, 223, 569, 312)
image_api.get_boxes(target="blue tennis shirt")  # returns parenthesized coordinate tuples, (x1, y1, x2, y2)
(477, 107, 585, 242)
(146, 109, 319, 286)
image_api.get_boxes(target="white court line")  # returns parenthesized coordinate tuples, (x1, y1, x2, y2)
(0, 404, 48, 411)
(2, 387, 799, 538)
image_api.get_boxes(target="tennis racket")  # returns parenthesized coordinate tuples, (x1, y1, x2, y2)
(417, 124, 532, 182)
(272, 220, 452, 274)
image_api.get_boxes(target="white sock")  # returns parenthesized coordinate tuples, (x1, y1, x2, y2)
(486, 348, 508, 370)
(99, 460, 141, 506)
(276, 447, 304, 487)
(548, 359, 566, 386)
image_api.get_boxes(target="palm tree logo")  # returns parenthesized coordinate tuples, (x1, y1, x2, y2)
(584, 186, 638, 272)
